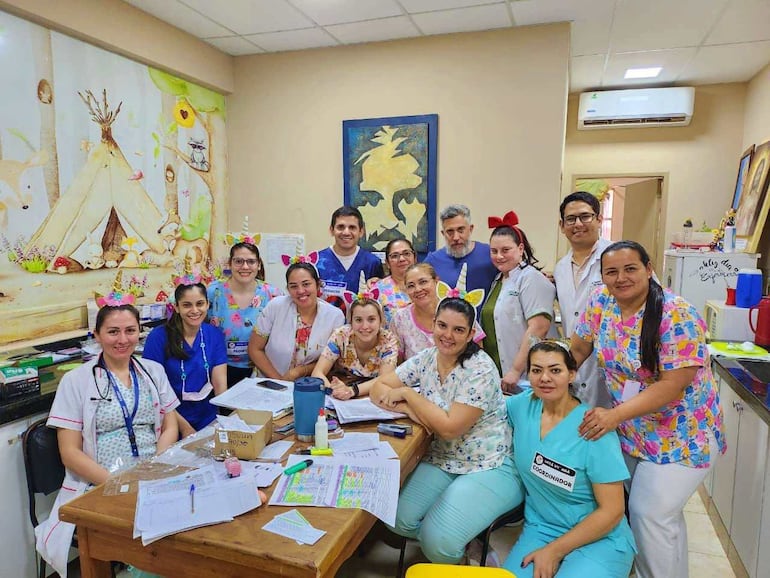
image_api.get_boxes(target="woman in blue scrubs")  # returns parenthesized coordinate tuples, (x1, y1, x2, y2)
(504, 341, 636, 578)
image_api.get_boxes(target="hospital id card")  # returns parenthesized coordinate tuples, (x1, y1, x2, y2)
(621, 380, 642, 402)
(321, 280, 346, 297)
(227, 341, 248, 357)
(530, 452, 576, 493)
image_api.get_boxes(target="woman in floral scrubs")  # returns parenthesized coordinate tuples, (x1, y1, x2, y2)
(571, 240, 725, 578)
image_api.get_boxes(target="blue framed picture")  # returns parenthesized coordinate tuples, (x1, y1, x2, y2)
(732, 144, 754, 210)
(343, 114, 438, 256)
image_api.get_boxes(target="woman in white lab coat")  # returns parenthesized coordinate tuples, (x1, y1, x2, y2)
(36, 302, 179, 578)
(480, 211, 555, 392)
(249, 258, 345, 379)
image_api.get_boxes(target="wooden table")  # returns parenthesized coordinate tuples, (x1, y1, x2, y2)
(60, 421, 431, 578)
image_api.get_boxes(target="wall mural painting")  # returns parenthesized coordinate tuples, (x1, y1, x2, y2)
(343, 114, 437, 257)
(0, 10, 227, 342)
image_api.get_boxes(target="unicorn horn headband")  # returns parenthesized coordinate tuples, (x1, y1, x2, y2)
(343, 271, 380, 305)
(488, 210, 519, 230)
(95, 269, 136, 307)
(436, 263, 485, 310)
(281, 250, 319, 268)
(172, 255, 203, 287)
(224, 216, 261, 246)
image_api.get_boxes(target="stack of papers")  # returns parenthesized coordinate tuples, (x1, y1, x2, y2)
(262, 509, 326, 545)
(134, 465, 263, 545)
(331, 397, 406, 424)
(211, 378, 294, 418)
(329, 433, 398, 459)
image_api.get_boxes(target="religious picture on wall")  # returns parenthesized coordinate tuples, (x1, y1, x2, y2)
(343, 114, 437, 256)
(735, 140, 770, 252)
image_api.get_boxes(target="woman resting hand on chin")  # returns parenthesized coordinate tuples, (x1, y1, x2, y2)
(370, 296, 523, 565)
(36, 299, 180, 578)
(503, 341, 635, 578)
(571, 241, 725, 578)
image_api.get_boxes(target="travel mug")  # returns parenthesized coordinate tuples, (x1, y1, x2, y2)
(293, 377, 326, 442)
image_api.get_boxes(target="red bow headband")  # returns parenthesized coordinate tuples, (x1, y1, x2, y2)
(488, 211, 519, 229)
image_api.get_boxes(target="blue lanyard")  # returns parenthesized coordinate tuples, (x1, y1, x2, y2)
(101, 357, 141, 458)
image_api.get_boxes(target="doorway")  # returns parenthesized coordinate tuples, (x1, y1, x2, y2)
(573, 175, 665, 268)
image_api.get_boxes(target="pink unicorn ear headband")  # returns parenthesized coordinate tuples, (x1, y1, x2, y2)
(343, 271, 380, 305)
(281, 250, 319, 268)
(94, 270, 136, 308)
(172, 256, 203, 287)
(224, 216, 261, 247)
(435, 263, 485, 316)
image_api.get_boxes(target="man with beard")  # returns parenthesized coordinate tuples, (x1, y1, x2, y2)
(424, 204, 497, 294)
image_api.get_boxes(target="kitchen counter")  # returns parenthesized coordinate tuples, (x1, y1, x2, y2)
(712, 357, 770, 427)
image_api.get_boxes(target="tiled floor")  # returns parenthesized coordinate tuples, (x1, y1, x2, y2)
(72, 487, 735, 578)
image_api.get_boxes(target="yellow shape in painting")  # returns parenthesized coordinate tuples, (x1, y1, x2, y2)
(356, 126, 423, 232)
(397, 197, 426, 245)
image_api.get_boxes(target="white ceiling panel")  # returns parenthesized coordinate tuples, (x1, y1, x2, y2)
(682, 41, 770, 85)
(289, 0, 403, 26)
(401, 0, 502, 12)
(246, 28, 338, 52)
(610, 0, 728, 53)
(412, 3, 511, 35)
(182, 0, 313, 35)
(570, 54, 605, 93)
(509, 0, 615, 26)
(571, 19, 612, 57)
(125, 0, 233, 37)
(706, 0, 770, 45)
(603, 47, 698, 86)
(327, 16, 421, 45)
(204, 35, 263, 55)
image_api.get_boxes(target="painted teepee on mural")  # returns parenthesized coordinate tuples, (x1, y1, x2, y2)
(26, 90, 165, 272)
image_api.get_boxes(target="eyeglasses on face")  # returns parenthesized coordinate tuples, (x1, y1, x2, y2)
(563, 213, 596, 226)
(388, 250, 414, 261)
(232, 258, 259, 267)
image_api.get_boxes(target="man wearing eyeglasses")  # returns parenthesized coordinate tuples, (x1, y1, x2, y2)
(424, 204, 497, 295)
(553, 191, 613, 408)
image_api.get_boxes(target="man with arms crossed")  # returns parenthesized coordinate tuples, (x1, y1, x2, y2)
(553, 191, 613, 408)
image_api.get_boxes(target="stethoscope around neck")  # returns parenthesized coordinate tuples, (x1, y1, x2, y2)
(90, 354, 159, 402)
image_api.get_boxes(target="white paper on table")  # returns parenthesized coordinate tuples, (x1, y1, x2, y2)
(334, 441, 398, 460)
(331, 397, 406, 424)
(251, 462, 284, 487)
(268, 455, 400, 526)
(258, 440, 294, 462)
(216, 413, 260, 433)
(262, 515, 326, 545)
(329, 433, 380, 453)
(210, 378, 294, 418)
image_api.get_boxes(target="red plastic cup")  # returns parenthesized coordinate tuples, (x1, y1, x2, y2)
(726, 287, 737, 306)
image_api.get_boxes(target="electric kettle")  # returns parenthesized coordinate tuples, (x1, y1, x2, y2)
(749, 297, 770, 348)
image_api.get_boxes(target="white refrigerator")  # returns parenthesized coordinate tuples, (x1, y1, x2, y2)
(662, 249, 759, 316)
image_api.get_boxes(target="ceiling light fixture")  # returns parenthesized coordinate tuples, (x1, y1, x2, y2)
(624, 67, 663, 79)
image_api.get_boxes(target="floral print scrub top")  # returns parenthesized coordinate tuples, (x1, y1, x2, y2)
(320, 325, 398, 378)
(395, 347, 512, 474)
(207, 280, 281, 368)
(390, 304, 486, 360)
(374, 276, 411, 326)
(575, 286, 725, 467)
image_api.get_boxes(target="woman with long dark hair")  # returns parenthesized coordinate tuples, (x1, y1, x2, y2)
(571, 240, 725, 578)
(371, 296, 523, 565)
(482, 211, 555, 392)
(207, 235, 281, 386)
(37, 300, 179, 577)
(503, 341, 635, 577)
(144, 280, 227, 437)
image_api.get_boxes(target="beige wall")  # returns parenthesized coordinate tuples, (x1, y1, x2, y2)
(563, 83, 747, 268)
(0, 0, 234, 93)
(228, 24, 570, 268)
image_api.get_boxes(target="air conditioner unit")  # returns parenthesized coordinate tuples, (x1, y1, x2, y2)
(577, 87, 694, 130)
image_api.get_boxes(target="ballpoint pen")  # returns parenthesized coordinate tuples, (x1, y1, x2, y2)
(190, 483, 195, 514)
(283, 459, 313, 475)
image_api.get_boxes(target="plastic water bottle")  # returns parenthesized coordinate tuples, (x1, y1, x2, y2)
(314, 408, 328, 449)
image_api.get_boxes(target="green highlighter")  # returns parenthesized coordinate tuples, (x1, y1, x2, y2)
(284, 459, 313, 475)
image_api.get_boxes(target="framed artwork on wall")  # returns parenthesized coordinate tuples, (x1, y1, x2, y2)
(736, 140, 770, 253)
(731, 144, 754, 211)
(342, 114, 438, 257)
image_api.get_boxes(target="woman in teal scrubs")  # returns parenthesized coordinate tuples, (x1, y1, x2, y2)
(504, 341, 636, 578)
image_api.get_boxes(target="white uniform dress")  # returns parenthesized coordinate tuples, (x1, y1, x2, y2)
(553, 238, 613, 408)
(254, 296, 345, 376)
(35, 358, 179, 578)
(489, 264, 556, 377)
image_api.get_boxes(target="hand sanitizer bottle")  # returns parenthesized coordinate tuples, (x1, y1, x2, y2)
(314, 408, 328, 450)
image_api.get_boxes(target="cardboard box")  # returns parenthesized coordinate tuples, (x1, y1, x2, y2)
(213, 409, 273, 460)
(0, 366, 41, 402)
